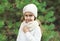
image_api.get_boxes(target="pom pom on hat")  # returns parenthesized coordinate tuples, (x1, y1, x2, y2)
(23, 4, 38, 17)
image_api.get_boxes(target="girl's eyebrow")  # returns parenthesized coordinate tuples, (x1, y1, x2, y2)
(29, 15, 33, 16)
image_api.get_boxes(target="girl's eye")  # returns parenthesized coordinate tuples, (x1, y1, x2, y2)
(25, 15, 33, 17)
(29, 15, 33, 17)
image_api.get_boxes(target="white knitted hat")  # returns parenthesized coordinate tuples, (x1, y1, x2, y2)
(23, 4, 38, 17)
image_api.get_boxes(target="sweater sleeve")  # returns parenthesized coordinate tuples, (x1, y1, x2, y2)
(16, 22, 26, 41)
(25, 26, 42, 41)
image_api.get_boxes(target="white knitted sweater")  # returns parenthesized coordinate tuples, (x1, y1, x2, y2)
(16, 20, 42, 41)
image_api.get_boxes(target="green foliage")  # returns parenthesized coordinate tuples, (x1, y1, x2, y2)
(0, 34, 7, 41)
(35, 1, 46, 12)
(0, 20, 4, 28)
(16, 0, 24, 9)
(42, 23, 55, 30)
(44, 11, 56, 22)
(0, 0, 59, 41)
(0, 5, 5, 14)
(36, 1, 59, 41)
(42, 31, 60, 41)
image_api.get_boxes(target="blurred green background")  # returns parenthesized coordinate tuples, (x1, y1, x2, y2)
(0, 0, 60, 41)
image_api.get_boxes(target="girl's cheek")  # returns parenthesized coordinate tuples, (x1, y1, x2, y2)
(31, 16, 35, 21)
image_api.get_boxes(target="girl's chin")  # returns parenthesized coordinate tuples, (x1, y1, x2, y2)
(25, 21, 33, 23)
(25, 21, 30, 23)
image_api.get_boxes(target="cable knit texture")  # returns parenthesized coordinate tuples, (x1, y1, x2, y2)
(16, 20, 42, 41)
(23, 4, 38, 17)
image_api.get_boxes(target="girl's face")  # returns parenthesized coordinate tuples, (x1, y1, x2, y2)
(24, 12, 35, 23)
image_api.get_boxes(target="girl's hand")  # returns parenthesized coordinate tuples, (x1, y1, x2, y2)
(23, 26, 30, 33)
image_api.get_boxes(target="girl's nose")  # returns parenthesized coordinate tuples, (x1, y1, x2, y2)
(27, 16, 30, 19)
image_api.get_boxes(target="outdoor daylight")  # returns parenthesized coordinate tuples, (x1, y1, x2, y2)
(0, 0, 60, 41)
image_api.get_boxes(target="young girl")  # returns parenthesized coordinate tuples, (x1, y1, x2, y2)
(16, 4, 42, 41)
